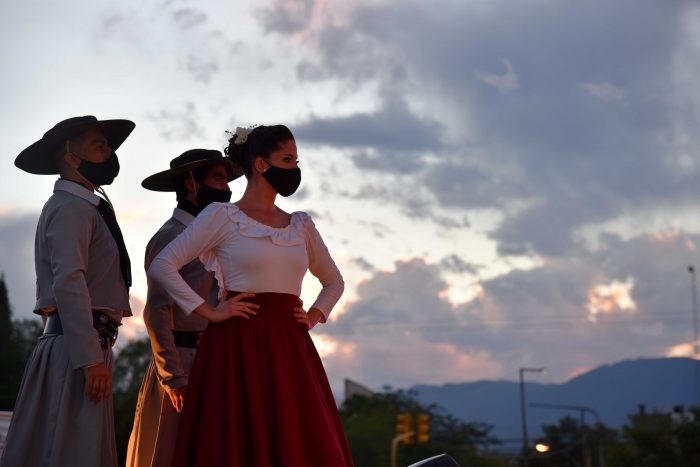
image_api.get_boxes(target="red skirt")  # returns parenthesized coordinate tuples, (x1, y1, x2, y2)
(172, 292, 354, 467)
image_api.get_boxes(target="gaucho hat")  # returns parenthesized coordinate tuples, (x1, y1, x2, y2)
(15, 115, 135, 175)
(141, 149, 242, 192)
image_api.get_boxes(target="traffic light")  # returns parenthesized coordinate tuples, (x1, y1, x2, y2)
(417, 413, 430, 443)
(396, 412, 414, 444)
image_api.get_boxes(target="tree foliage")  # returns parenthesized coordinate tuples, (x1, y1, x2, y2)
(340, 388, 506, 467)
(531, 407, 700, 467)
(0, 273, 43, 410)
(112, 337, 152, 464)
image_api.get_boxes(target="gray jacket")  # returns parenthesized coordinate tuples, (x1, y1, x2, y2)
(34, 180, 131, 369)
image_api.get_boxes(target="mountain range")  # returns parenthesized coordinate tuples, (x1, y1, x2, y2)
(413, 357, 698, 442)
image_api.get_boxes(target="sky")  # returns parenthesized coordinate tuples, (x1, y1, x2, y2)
(2, 0, 700, 398)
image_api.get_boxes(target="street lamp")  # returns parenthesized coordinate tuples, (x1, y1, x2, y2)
(519, 367, 546, 467)
(529, 402, 605, 467)
(688, 266, 700, 406)
(534, 442, 550, 453)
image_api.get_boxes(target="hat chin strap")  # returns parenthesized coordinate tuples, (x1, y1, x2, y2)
(71, 168, 96, 190)
(95, 186, 114, 209)
(71, 167, 114, 210)
(189, 170, 198, 200)
(65, 141, 98, 192)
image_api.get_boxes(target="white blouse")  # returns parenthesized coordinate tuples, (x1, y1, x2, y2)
(147, 203, 344, 321)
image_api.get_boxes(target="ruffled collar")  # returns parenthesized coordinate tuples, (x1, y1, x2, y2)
(224, 204, 309, 246)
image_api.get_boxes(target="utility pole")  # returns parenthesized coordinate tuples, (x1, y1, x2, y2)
(519, 367, 546, 467)
(689, 266, 700, 405)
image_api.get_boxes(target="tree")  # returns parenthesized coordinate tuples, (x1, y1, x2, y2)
(0, 274, 11, 345)
(112, 337, 152, 464)
(339, 388, 506, 467)
(0, 273, 43, 410)
(604, 406, 700, 467)
(533, 406, 700, 467)
(531, 415, 613, 467)
(673, 406, 700, 465)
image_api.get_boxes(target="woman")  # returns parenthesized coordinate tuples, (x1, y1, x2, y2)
(147, 125, 353, 466)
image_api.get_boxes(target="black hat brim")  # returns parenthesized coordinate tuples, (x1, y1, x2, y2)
(141, 158, 243, 192)
(15, 119, 135, 175)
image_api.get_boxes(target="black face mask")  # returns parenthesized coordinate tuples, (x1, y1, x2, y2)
(197, 183, 232, 208)
(77, 153, 120, 186)
(262, 161, 301, 197)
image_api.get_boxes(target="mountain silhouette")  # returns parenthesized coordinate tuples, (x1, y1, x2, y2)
(413, 357, 698, 442)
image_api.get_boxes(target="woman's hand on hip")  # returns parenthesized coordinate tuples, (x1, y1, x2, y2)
(295, 306, 324, 330)
(194, 293, 258, 322)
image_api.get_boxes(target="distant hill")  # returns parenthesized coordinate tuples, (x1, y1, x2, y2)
(413, 357, 698, 441)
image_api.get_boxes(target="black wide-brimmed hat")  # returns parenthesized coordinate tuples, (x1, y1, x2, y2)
(15, 115, 135, 175)
(141, 149, 243, 192)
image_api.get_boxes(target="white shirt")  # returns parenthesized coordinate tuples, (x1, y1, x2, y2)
(147, 203, 344, 321)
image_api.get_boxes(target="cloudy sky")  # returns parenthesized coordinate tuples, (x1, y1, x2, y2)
(2, 0, 700, 397)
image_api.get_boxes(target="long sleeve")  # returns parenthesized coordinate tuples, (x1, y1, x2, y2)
(305, 218, 344, 322)
(143, 228, 187, 388)
(147, 204, 231, 314)
(45, 203, 104, 369)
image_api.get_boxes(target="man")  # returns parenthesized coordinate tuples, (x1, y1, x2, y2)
(126, 149, 242, 467)
(1, 116, 135, 467)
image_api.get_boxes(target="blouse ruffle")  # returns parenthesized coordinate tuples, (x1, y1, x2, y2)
(225, 204, 310, 246)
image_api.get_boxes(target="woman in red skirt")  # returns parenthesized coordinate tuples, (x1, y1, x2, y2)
(147, 125, 353, 466)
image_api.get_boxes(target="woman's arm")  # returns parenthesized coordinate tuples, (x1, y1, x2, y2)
(147, 204, 259, 321)
(305, 217, 344, 323)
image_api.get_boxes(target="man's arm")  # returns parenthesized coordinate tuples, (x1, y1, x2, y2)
(143, 228, 188, 390)
(45, 201, 110, 402)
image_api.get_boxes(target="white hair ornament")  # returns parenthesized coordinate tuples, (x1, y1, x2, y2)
(233, 126, 255, 145)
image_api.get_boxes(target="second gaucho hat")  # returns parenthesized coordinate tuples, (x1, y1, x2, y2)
(141, 149, 243, 192)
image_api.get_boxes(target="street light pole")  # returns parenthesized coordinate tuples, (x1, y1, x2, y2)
(688, 266, 699, 406)
(530, 402, 605, 467)
(519, 367, 546, 467)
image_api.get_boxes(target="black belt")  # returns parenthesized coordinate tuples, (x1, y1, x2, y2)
(172, 330, 202, 349)
(44, 311, 119, 349)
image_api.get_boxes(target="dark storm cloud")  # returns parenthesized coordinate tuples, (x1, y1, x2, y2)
(422, 162, 519, 210)
(318, 258, 506, 387)
(294, 94, 444, 154)
(261, 0, 700, 256)
(350, 150, 423, 175)
(324, 258, 460, 337)
(458, 231, 700, 379)
(317, 231, 700, 387)
(0, 213, 39, 320)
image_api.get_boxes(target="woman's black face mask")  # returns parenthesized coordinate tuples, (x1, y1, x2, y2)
(261, 160, 301, 197)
